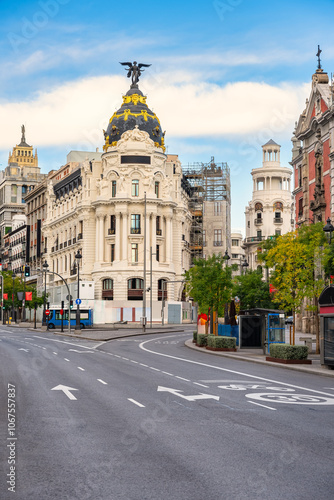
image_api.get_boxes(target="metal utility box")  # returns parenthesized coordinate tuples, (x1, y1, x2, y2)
(239, 315, 263, 348)
(319, 285, 334, 368)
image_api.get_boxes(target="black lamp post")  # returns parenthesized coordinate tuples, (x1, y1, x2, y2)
(241, 258, 249, 275)
(323, 217, 334, 244)
(75, 250, 82, 331)
(223, 249, 230, 266)
(42, 260, 49, 326)
(12, 272, 15, 323)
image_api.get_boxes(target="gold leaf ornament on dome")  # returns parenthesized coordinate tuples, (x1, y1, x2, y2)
(122, 94, 147, 106)
(108, 109, 161, 125)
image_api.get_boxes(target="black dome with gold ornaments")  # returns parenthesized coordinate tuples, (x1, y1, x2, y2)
(103, 62, 165, 152)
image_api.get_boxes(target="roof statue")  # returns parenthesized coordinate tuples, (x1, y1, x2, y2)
(119, 61, 151, 86)
(21, 124, 26, 143)
(317, 45, 322, 70)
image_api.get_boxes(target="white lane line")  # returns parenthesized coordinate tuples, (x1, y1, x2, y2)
(248, 401, 276, 411)
(122, 357, 129, 361)
(130, 360, 138, 364)
(128, 398, 145, 408)
(139, 337, 334, 398)
(162, 371, 174, 376)
(78, 367, 85, 371)
(98, 379, 108, 385)
(150, 367, 160, 371)
(193, 382, 209, 388)
(140, 363, 148, 367)
(53, 352, 58, 355)
(33, 336, 95, 350)
(64, 358, 70, 362)
(114, 355, 121, 358)
(175, 376, 190, 382)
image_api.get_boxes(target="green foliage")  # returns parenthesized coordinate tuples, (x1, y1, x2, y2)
(184, 254, 235, 316)
(270, 344, 309, 360)
(196, 333, 208, 347)
(1, 271, 46, 310)
(193, 331, 197, 343)
(207, 335, 236, 349)
(233, 269, 274, 310)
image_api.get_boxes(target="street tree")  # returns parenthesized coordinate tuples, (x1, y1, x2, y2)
(184, 254, 236, 317)
(233, 268, 274, 310)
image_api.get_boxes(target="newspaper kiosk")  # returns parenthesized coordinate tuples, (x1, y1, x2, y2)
(319, 285, 334, 369)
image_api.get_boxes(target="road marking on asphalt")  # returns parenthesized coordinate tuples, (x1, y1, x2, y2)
(18, 348, 30, 352)
(193, 382, 209, 388)
(51, 385, 78, 400)
(175, 376, 190, 382)
(53, 352, 58, 355)
(77, 367, 85, 371)
(162, 371, 174, 376)
(130, 360, 138, 364)
(128, 398, 145, 408)
(68, 349, 95, 353)
(140, 363, 148, 367)
(157, 386, 220, 401)
(150, 367, 160, 371)
(64, 358, 70, 362)
(139, 337, 334, 398)
(246, 393, 334, 405)
(122, 357, 129, 361)
(34, 336, 96, 350)
(98, 379, 108, 385)
(248, 401, 277, 411)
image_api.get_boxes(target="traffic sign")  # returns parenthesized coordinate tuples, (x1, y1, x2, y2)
(60, 309, 64, 316)
(76, 298, 81, 305)
(45, 309, 50, 316)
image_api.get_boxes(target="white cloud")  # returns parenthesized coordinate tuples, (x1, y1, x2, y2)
(0, 73, 310, 154)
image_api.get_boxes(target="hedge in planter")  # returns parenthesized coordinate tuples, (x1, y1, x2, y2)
(207, 335, 236, 351)
(196, 333, 208, 347)
(193, 331, 197, 343)
(270, 344, 308, 360)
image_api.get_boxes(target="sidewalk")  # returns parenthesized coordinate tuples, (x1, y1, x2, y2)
(6, 321, 186, 341)
(185, 339, 334, 378)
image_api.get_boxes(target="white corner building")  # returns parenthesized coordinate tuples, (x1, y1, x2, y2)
(244, 140, 293, 270)
(43, 80, 192, 324)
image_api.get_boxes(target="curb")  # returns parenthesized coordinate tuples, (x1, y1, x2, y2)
(185, 340, 334, 378)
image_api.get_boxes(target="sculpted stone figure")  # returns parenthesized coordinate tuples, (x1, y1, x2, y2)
(119, 61, 151, 85)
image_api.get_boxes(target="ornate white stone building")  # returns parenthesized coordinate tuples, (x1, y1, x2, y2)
(43, 82, 192, 324)
(244, 140, 293, 270)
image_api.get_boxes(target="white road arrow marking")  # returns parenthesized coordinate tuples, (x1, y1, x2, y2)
(51, 385, 78, 400)
(18, 348, 30, 352)
(157, 386, 219, 401)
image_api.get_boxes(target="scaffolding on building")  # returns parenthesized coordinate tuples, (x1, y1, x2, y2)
(183, 157, 231, 262)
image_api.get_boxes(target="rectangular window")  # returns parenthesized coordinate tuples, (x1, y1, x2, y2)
(156, 244, 160, 262)
(202, 229, 206, 246)
(275, 212, 281, 219)
(298, 198, 303, 217)
(257, 230, 262, 240)
(111, 244, 115, 262)
(112, 181, 116, 197)
(214, 202, 221, 216)
(275, 229, 281, 236)
(156, 216, 161, 235)
(109, 215, 116, 235)
(155, 181, 159, 197)
(231, 239, 239, 246)
(132, 179, 139, 197)
(131, 243, 138, 263)
(11, 185, 17, 203)
(214, 229, 222, 245)
(232, 254, 239, 259)
(131, 215, 141, 234)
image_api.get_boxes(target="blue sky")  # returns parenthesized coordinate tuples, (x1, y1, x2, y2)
(1, 0, 334, 232)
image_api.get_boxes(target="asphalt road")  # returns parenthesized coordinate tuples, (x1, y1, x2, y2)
(1, 325, 334, 500)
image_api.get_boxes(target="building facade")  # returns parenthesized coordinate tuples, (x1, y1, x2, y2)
(244, 140, 293, 269)
(43, 82, 192, 323)
(0, 126, 45, 258)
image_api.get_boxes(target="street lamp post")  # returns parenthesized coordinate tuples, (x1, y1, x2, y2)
(42, 260, 49, 326)
(223, 249, 230, 267)
(323, 217, 334, 243)
(75, 250, 82, 331)
(12, 272, 15, 323)
(241, 258, 249, 275)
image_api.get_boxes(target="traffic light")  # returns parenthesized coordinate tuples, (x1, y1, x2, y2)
(24, 266, 30, 277)
(70, 300, 73, 309)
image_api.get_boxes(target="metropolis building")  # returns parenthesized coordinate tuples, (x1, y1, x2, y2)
(43, 71, 192, 323)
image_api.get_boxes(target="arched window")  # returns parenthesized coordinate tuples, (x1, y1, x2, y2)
(132, 179, 139, 197)
(158, 279, 168, 301)
(128, 278, 144, 300)
(102, 279, 113, 300)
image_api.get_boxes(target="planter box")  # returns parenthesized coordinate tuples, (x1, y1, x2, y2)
(266, 357, 312, 364)
(207, 346, 237, 352)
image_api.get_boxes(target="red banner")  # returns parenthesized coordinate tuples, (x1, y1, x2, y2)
(3, 293, 8, 300)
(25, 292, 33, 301)
(269, 284, 277, 294)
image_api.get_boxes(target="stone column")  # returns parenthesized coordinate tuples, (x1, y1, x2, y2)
(100, 215, 105, 262)
(151, 214, 157, 258)
(95, 215, 100, 262)
(115, 212, 121, 261)
(122, 212, 128, 262)
(166, 216, 171, 263)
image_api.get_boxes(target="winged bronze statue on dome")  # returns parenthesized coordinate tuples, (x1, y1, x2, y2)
(120, 61, 151, 86)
